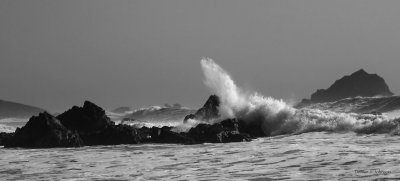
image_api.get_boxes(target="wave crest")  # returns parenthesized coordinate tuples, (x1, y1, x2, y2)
(200, 58, 400, 136)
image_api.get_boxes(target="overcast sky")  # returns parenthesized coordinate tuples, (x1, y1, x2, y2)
(1, 0, 400, 112)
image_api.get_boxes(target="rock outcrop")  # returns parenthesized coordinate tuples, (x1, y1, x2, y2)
(187, 119, 252, 143)
(3, 100, 255, 148)
(57, 101, 114, 133)
(0, 132, 14, 146)
(4, 112, 83, 148)
(309, 69, 393, 103)
(56, 101, 141, 146)
(184, 95, 220, 122)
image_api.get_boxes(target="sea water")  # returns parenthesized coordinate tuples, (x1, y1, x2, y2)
(1, 132, 399, 180)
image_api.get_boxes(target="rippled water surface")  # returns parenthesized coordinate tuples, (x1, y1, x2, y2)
(1, 132, 400, 180)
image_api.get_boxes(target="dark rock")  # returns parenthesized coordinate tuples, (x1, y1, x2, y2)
(310, 69, 393, 103)
(5, 112, 83, 148)
(137, 119, 253, 144)
(78, 124, 141, 146)
(0, 132, 14, 146)
(183, 114, 196, 122)
(184, 95, 220, 122)
(149, 126, 195, 144)
(57, 101, 142, 146)
(188, 119, 252, 143)
(4, 100, 255, 148)
(57, 101, 115, 133)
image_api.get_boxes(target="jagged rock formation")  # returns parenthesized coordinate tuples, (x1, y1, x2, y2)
(56, 101, 141, 146)
(139, 118, 252, 144)
(57, 101, 114, 133)
(4, 112, 83, 148)
(2, 100, 256, 148)
(308, 69, 393, 103)
(184, 95, 220, 122)
(0, 99, 45, 119)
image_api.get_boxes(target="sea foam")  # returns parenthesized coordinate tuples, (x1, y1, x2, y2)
(200, 58, 400, 136)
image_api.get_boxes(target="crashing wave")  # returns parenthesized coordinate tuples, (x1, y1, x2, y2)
(200, 58, 400, 136)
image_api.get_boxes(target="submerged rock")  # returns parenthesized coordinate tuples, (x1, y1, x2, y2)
(0, 132, 14, 146)
(5, 112, 83, 148)
(309, 69, 393, 103)
(79, 124, 141, 146)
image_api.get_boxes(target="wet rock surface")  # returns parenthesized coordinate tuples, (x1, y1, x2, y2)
(2, 100, 256, 148)
(184, 95, 220, 122)
(4, 112, 83, 148)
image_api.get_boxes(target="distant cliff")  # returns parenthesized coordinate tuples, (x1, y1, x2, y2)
(0, 99, 45, 119)
(303, 69, 394, 104)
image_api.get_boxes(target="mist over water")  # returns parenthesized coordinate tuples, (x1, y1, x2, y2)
(200, 58, 400, 136)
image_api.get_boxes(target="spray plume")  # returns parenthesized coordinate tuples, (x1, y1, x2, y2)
(200, 58, 400, 136)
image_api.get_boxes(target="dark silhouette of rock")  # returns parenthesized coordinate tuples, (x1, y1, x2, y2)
(187, 119, 252, 143)
(57, 101, 141, 146)
(78, 124, 141, 146)
(183, 114, 196, 122)
(0, 99, 45, 119)
(57, 101, 115, 133)
(148, 126, 195, 144)
(0, 132, 14, 146)
(136, 119, 252, 144)
(5, 112, 84, 148)
(3, 100, 254, 148)
(310, 69, 393, 103)
(184, 95, 220, 122)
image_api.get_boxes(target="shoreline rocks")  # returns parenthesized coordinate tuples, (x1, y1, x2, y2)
(1, 100, 255, 148)
(4, 112, 83, 148)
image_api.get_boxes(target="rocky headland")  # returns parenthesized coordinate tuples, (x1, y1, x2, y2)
(297, 69, 394, 107)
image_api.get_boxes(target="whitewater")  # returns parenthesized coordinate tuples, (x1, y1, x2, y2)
(1, 58, 400, 180)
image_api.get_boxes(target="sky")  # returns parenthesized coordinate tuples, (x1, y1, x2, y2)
(1, 0, 400, 112)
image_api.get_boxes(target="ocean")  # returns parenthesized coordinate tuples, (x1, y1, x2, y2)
(1, 132, 399, 180)
(2, 59, 400, 180)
